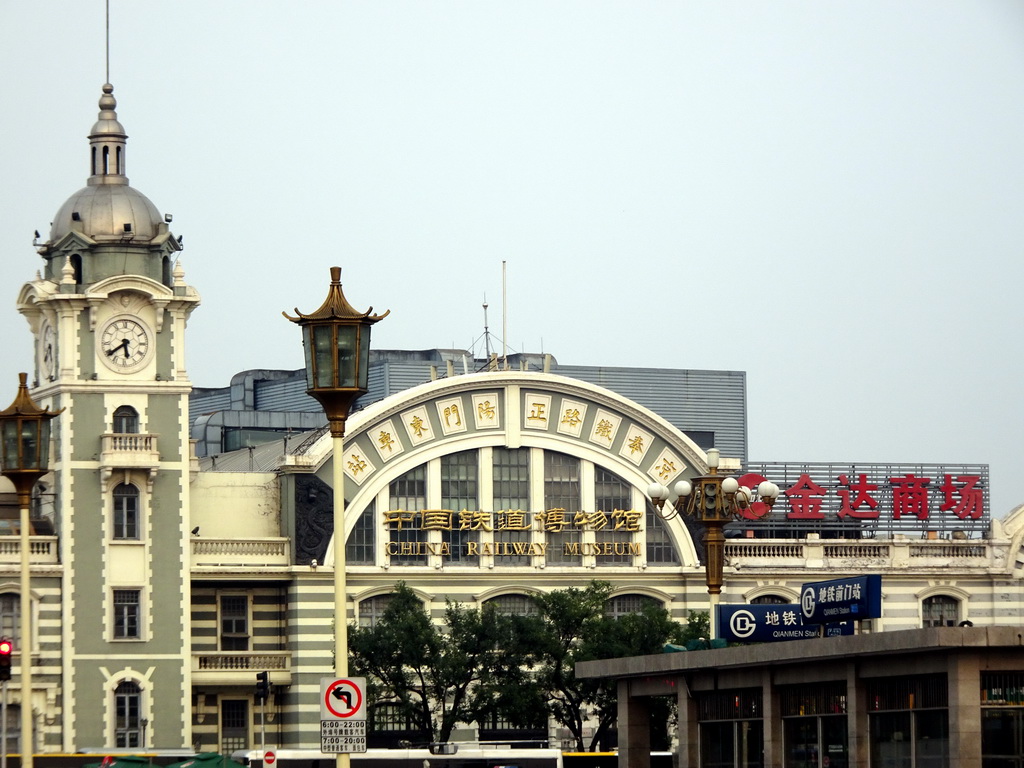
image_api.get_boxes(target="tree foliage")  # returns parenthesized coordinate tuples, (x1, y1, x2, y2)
(349, 581, 703, 750)
(525, 582, 684, 751)
(349, 582, 516, 743)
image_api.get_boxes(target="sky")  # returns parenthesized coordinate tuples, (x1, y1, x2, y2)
(2, 2, 1023, 515)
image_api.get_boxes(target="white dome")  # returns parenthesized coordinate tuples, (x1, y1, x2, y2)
(50, 183, 163, 242)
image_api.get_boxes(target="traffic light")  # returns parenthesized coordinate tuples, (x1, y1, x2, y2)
(0, 638, 13, 681)
(255, 671, 270, 702)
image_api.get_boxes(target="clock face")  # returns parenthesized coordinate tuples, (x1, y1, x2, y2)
(40, 323, 56, 380)
(100, 317, 151, 371)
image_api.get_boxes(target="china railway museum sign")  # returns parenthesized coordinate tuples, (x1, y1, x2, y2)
(382, 507, 645, 558)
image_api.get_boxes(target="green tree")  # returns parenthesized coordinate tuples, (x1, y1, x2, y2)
(673, 609, 710, 645)
(524, 581, 685, 751)
(579, 601, 683, 750)
(349, 582, 526, 743)
(350, 581, 702, 750)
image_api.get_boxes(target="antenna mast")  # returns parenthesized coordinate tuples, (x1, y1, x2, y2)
(105, 0, 111, 83)
(502, 261, 508, 369)
(482, 297, 491, 364)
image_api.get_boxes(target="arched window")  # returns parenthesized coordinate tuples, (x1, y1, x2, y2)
(113, 406, 139, 434)
(102, 146, 110, 175)
(605, 594, 659, 619)
(544, 451, 581, 566)
(113, 484, 140, 540)
(2, 705, 19, 753)
(358, 595, 394, 628)
(116, 146, 122, 174)
(752, 595, 790, 605)
(114, 681, 142, 747)
(70, 254, 83, 284)
(646, 502, 679, 564)
(388, 466, 426, 565)
(442, 450, 479, 566)
(0, 594, 19, 641)
(595, 467, 633, 566)
(346, 501, 376, 566)
(484, 594, 539, 617)
(922, 595, 960, 628)
(493, 447, 531, 566)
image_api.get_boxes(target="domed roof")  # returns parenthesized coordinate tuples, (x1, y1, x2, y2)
(48, 84, 166, 244)
(50, 184, 163, 242)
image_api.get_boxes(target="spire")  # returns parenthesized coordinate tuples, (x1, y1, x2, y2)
(87, 83, 129, 187)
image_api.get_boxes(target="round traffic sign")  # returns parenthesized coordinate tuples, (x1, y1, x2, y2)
(324, 679, 364, 718)
(265, 752, 276, 766)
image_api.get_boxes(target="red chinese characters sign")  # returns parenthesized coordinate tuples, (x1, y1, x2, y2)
(741, 463, 988, 533)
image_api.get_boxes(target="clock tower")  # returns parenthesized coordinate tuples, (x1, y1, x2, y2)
(17, 84, 200, 751)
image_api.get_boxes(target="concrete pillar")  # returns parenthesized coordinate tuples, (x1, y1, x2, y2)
(761, 669, 783, 768)
(846, 662, 869, 768)
(618, 679, 651, 768)
(947, 652, 981, 768)
(676, 678, 698, 768)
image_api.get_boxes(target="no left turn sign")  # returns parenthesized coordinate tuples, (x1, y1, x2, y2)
(321, 677, 366, 720)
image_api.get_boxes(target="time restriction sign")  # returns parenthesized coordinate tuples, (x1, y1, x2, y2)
(320, 677, 367, 753)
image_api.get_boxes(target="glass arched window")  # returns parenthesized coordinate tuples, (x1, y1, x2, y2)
(595, 467, 633, 566)
(346, 501, 376, 566)
(544, 452, 581, 566)
(646, 502, 679, 565)
(2, 704, 19, 753)
(358, 595, 395, 628)
(484, 594, 539, 617)
(442, 450, 479, 565)
(113, 484, 140, 540)
(113, 406, 139, 434)
(493, 448, 531, 566)
(388, 466, 427, 565)
(114, 681, 142, 747)
(605, 594, 659, 619)
(922, 595, 960, 628)
(0, 595, 19, 642)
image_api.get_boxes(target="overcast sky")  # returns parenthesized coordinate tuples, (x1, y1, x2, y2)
(2, 2, 1023, 515)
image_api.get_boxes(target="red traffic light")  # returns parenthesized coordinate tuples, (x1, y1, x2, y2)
(0, 639, 12, 655)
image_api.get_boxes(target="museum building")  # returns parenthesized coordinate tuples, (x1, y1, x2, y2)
(2, 82, 1024, 767)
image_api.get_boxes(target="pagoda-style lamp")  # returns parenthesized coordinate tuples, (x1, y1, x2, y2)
(648, 448, 780, 639)
(0, 373, 62, 768)
(284, 268, 387, 766)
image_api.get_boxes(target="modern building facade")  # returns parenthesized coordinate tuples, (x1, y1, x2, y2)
(188, 354, 747, 464)
(3, 82, 1024, 766)
(577, 625, 1024, 768)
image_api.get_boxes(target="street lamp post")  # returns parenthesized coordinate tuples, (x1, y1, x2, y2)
(284, 268, 387, 768)
(648, 448, 780, 639)
(0, 373, 62, 768)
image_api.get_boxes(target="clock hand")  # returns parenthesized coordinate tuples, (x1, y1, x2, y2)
(106, 339, 130, 357)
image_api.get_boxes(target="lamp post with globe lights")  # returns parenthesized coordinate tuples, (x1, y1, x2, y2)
(284, 268, 387, 768)
(647, 448, 780, 638)
(0, 374, 62, 768)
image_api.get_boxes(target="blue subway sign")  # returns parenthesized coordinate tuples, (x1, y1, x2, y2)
(800, 574, 882, 624)
(716, 604, 853, 643)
